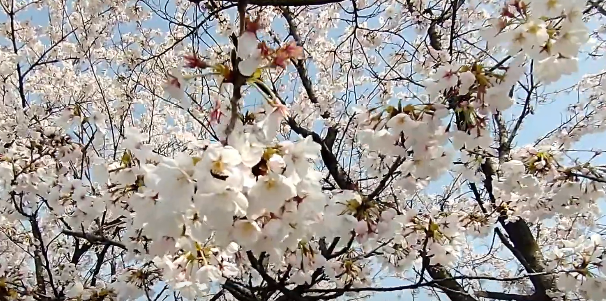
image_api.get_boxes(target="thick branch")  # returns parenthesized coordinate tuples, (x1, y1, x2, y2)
(275, 8, 353, 190)
(287, 118, 355, 190)
(480, 161, 556, 299)
(426, 264, 477, 301)
(308, 271, 563, 294)
(62, 230, 127, 250)
(30, 216, 60, 298)
(367, 156, 404, 200)
(500, 219, 555, 296)
(324, 127, 338, 150)
(222, 280, 257, 301)
(280, 8, 324, 115)
(90, 244, 110, 286)
(476, 291, 535, 301)
(225, 8, 248, 143)
(32, 248, 46, 295)
(247, 251, 306, 301)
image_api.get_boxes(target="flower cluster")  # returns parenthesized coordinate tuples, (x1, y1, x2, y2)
(104, 127, 334, 293)
(236, 17, 304, 76)
(482, 0, 588, 83)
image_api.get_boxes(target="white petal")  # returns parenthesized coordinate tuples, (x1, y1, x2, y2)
(91, 164, 109, 184)
(222, 147, 242, 166)
(197, 265, 222, 283)
(237, 32, 259, 58)
(231, 191, 249, 216)
(226, 242, 240, 254)
(232, 220, 261, 247)
(259, 112, 281, 141)
(355, 220, 368, 234)
(163, 84, 184, 100)
(238, 57, 262, 77)
(297, 136, 321, 159)
(206, 146, 222, 161)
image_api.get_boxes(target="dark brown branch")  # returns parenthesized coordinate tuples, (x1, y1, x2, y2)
(287, 117, 355, 190)
(479, 160, 556, 299)
(32, 247, 46, 295)
(506, 61, 535, 149)
(224, 7, 249, 143)
(29, 216, 60, 298)
(7, 2, 28, 108)
(326, 234, 355, 259)
(62, 230, 127, 250)
(324, 126, 338, 150)
(275, 8, 354, 190)
(280, 8, 320, 105)
(425, 264, 477, 301)
(247, 251, 306, 301)
(222, 280, 257, 301)
(499, 219, 556, 296)
(494, 228, 536, 277)
(566, 171, 606, 183)
(90, 244, 110, 286)
(71, 241, 92, 264)
(475, 291, 534, 301)
(306, 270, 566, 294)
(367, 156, 404, 200)
(209, 289, 225, 301)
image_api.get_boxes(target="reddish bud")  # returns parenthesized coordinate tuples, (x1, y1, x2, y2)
(168, 75, 181, 89)
(272, 50, 290, 69)
(245, 16, 263, 33)
(258, 42, 272, 58)
(209, 99, 224, 124)
(501, 7, 514, 18)
(442, 70, 456, 80)
(210, 107, 223, 123)
(497, 18, 507, 31)
(270, 42, 304, 69)
(184, 55, 208, 69)
(282, 42, 304, 60)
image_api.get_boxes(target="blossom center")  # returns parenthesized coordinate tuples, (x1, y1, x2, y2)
(168, 76, 181, 88)
(546, 0, 558, 9)
(211, 159, 225, 174)
(241, 222, 257, 235)
(265, 178, 276, 189)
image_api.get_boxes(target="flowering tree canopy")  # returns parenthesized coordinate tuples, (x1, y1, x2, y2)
(1, 0, 606, 300)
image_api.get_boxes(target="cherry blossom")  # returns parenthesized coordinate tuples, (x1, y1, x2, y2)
(163, 68, 187, 100)
(1, 0, 606, 301)
(184, 54, 209, 69)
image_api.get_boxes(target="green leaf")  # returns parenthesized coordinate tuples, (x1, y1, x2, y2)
(250, 68, 262, 81)
(121, 151, 132, 166)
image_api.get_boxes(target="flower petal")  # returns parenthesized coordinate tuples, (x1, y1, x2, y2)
(237, 32, 259, 59)
(238, 57, 262, 77)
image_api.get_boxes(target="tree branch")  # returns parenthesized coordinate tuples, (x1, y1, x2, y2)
(287, 117, 355, 190)
(62, 230, 127, 250)
(475, 291, 534, 301)
(425, 264, 477, 301)
(480, 160, 556, 299)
